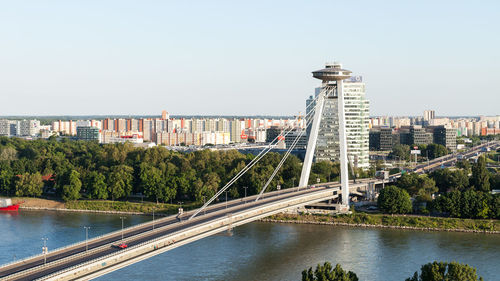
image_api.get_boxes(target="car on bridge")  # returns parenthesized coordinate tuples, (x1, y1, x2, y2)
(113, 243, 128, 249)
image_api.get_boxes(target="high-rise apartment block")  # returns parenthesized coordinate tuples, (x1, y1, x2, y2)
(424, 110, 435, 122)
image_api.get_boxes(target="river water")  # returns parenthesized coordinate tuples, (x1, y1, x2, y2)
(1, 210, 499, 280)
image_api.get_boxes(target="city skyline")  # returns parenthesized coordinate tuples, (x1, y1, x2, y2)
(1, 1, 499, 116)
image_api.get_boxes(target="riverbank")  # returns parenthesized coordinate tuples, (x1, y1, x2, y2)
(12, 197, 500, 234)
(13, 197, 195, 216)
(262, 213, 500, 234)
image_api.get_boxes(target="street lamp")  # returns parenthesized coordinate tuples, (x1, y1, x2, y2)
(243, 187, 248, 203)
(202, 196, 206, 215)
(84, 226, 90, 253)
(277, 184, 281, 195)
(42, 237, 48, 266)
(152, 208, 155, 230)
(316, 178, 320, 185)
(119, 217, 126, 242)
(177, 202, 184, 222)
(225, 191, 228, 209)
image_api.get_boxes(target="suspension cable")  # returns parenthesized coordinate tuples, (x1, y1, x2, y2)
(188, 90, 325, 220)
(255, 110, 315, 201)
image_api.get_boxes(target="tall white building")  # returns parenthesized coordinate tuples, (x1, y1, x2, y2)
(424, 110, 435, 122)
(306, 74, 370, 169)
(20, 119, 40, 136)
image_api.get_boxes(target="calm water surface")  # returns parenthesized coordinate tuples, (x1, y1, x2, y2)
(1, 210, 499, 280)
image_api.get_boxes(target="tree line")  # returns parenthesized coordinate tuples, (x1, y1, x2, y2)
(377, 155, 500, 219)
(0, 137, 370, 203)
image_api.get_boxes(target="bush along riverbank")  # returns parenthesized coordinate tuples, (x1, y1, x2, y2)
(263, 213, 500, 234)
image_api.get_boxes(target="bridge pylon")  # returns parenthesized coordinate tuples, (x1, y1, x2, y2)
(299, 62, 352, 207)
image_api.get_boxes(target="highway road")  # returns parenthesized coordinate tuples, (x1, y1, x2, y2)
(412, 141, 499, 174)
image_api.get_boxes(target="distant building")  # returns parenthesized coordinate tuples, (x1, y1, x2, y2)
(409, 125, 433, 145)
(0, 120, 11, 136)
(52, 120, 76, 135)
(77, 126, 100, 141)
(432, 126, 457, 152)
(161, 110, 169, 120)
(380, 127, 400, 150)
(19, 119, 40, 136)
(369, 129, 381, 150)
(423, 110, 435, 122)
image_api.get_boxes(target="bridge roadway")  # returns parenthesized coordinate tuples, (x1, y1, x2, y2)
(413, 141, 499, 174)
(1, 185, 340, 281)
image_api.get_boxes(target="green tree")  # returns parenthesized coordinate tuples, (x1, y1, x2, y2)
(302, 262, 358, 281)
(406, 261, 483, 281)
(377, 186, 413, 214)
(492, 194, 500, 219)
(0, 164, 14, 195)
(390, 144, 410, 161)
(140, 163, 164, 203)
(0, 146, 18, 161)
(86, 171, 108, 200)
(398, 173, 437, 200)
(14, 172, 43, 197)
(398, 173, 420, 195)
(456, 159, 471, 172)
(62, 170, 82, 201)
(107, 165, 134, 200)
(415, 175, 438, 202)
(471, 156, 490, 192)
(426, 143, 448, 159)
(490, 173, 500, 190)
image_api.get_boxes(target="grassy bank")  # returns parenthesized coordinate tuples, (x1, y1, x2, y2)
(267, 213, 500, 232)
(65, 200, 200, 215)
(13, 196, 200, 215)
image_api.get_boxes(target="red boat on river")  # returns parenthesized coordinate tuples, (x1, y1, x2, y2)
(0, 198, 21, 211)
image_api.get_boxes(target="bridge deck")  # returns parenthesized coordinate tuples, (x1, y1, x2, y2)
(1, 186, 339, 281)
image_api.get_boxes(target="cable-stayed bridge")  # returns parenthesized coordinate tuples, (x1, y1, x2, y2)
(0, 141, 496, 281)
(1, 58, 497, 280)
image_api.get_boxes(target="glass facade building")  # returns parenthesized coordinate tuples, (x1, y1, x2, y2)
(306, 77, 370, 169)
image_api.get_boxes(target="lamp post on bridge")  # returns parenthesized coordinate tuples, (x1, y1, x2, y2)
(119, 217, 126, 242)
(177, 201, 184, 222)
(277, 184, 281, 195)
(152, 208, 155, 230)
(83, 226, 90, 253)
(243, 187, 248, 203)
(225, 191, 228, 209)
(202, 196, 206, 215)
(41, 237, 48, 266)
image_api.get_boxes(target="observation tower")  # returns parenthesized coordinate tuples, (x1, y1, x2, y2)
(299, 63, 352, 208)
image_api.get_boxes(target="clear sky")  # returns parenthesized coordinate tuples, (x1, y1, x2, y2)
(1, 0, 499, 117)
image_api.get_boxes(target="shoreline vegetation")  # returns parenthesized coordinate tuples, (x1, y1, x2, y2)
(13, 197, 500, 234)
(262, 213, 500, 234)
